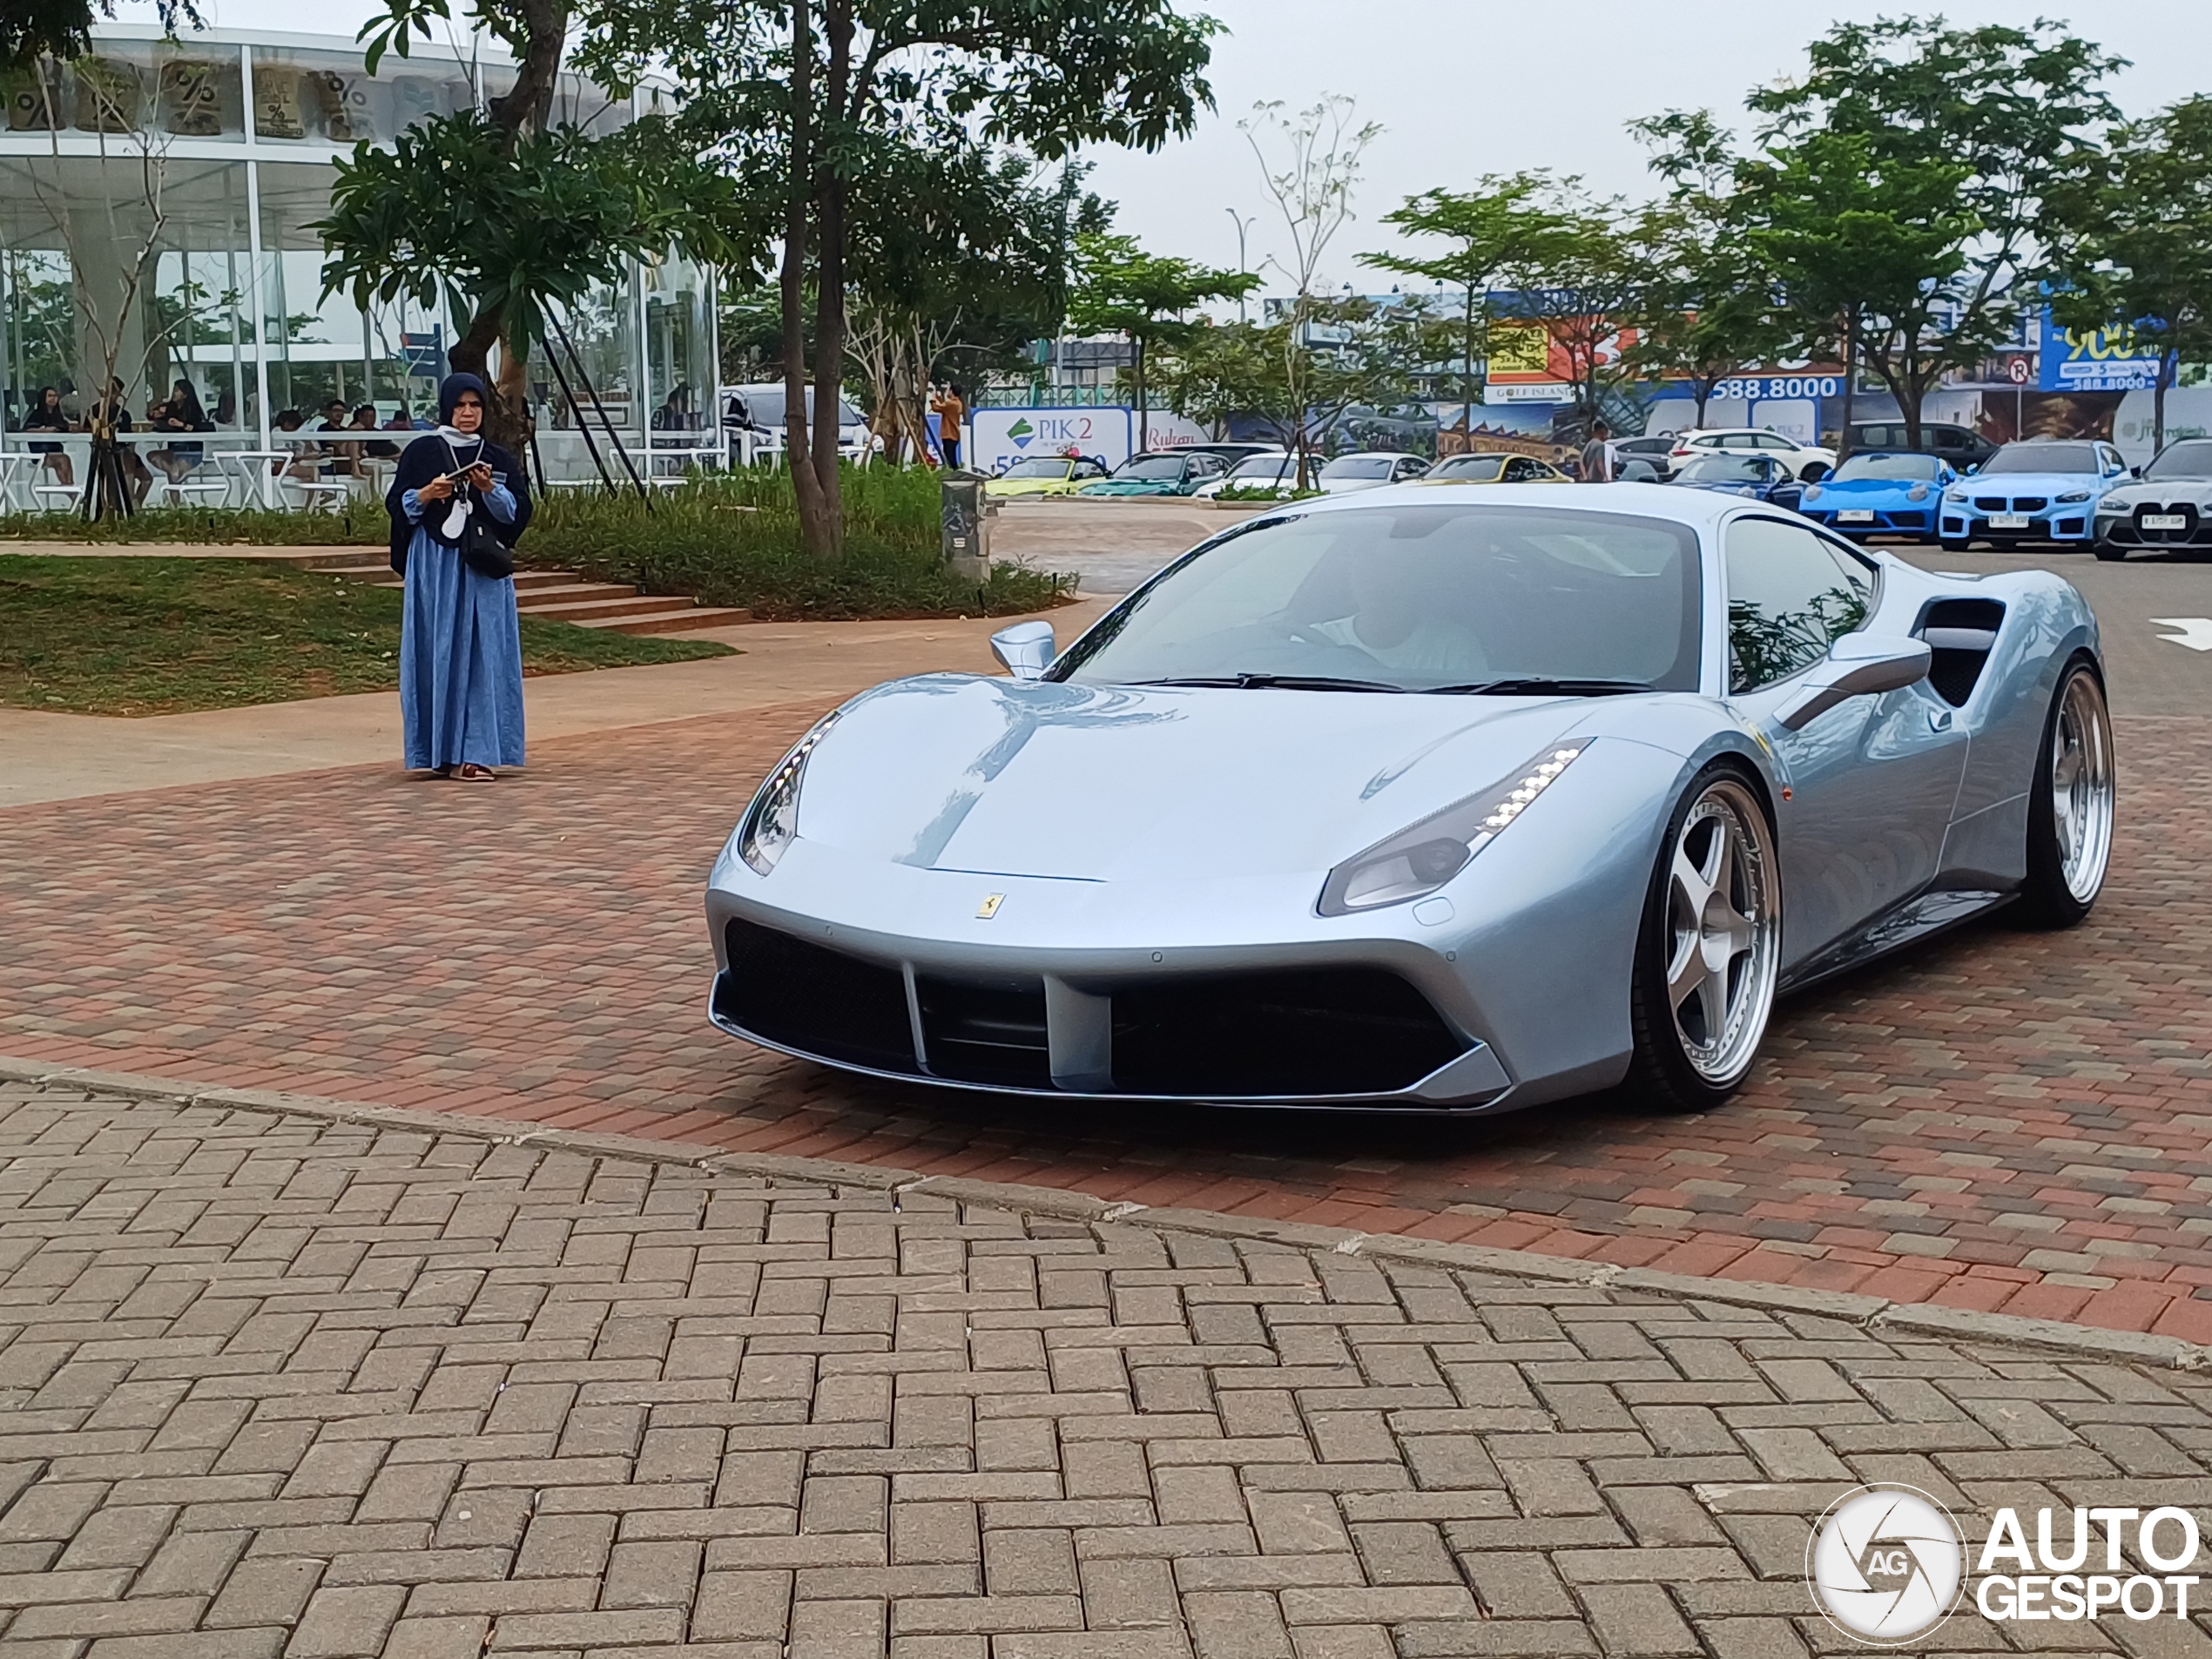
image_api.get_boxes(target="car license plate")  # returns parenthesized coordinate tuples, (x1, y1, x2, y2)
(1836, 509, 1875, 523)
(1989, 513, 2030, 529)
(2142, 513, 2187, 529)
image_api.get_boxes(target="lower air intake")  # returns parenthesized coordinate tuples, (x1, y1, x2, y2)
(1112, 968, 1464, 1098)
(718, 918, 916, 1073)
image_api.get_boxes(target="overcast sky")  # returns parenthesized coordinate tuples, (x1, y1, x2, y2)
(122, 0, 2212, 293)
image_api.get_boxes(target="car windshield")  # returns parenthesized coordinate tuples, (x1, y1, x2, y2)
(1619, 438, 1671, 454)
(1677, 455, 1765, 484)
(1001, 458, 1071, 479)
(1230, 455, 1294, 479)
(1051, 503, 1703, 693)
(1320, 455, 1395, 480)
(1832, 454, 1940, 482)
(2143, 439, 2212, 480)
(1115, 455, 1187, 480)
(1982, 442, 2099, 475)
(1429, 455, 1507, 482)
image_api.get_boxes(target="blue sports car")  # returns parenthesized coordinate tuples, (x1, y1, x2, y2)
(1938, 438, 2133, 551)
(1800, 452, 1955, 543)
(1668, 451, 1807, 510)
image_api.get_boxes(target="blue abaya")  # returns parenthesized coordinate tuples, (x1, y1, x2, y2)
(398, 482, 525, 771)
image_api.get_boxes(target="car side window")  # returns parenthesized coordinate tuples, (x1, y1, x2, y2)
(1723, 517, 1875, 695)
(1750, 433, 1791, 450)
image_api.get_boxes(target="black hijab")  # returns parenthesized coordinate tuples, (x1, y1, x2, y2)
(385, 373, 532, 574)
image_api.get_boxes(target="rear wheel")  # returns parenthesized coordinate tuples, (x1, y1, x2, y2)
(2016, 658, 2115, 928)
(1627, 769, 1782, 1112)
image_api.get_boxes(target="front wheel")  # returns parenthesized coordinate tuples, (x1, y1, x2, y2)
(2093, 541, 2127, 562)
(1626, 769, 1783, 1113)
(2015, 659, 2115, 929)
(1939, 537, 1971, 554)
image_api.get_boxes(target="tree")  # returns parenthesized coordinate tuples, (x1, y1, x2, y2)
(1239, 95, 1380, 485)
(1492, 187, 1649, 434)
(1066, 232, 1255, 451)
(582, 0, 1219, 562)
(2047, 96, 2212, 455)
(1745, 16, 2122, 450)
(1622, 111, 1791, 428)
(1361, 173, 1564, 448)
(3, 0, 199, 68)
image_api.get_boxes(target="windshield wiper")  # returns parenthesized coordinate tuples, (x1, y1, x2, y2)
(1131, 674, 1406, 693)
(1426, 677, 1654, 697)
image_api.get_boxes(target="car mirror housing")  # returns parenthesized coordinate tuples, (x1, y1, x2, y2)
(991, 620, 1056, 680)
(1775, 635, 1933, 731)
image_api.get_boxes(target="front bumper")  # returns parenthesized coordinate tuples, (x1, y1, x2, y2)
(1804, 505, 1933, 537)
(2094, 501, 2212, 550)
(1938, 501, 2096, 543)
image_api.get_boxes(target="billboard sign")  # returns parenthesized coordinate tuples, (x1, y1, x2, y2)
(968, 407, 1135, 474)
(2040, 308, 2166, 392)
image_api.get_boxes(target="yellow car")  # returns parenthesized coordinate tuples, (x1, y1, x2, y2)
(985, 455, 1112, 498)
(1415, 452, 1571, 485)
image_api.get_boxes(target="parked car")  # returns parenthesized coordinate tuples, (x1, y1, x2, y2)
(722, 383, 870, 458)
(986, 455, 1110, 499)
(1177, 442, 1285, 468)
(707, 483, 2113, 1116)
(1799, 452, 1956, 543)
(1845, 420, 1996, 472)
(1937, 439, 2131, 550)
(2093, 436, 2212, 559)
(1419, 453, 1572, 485)
(1316, 452, 1433, 494)
(1078, 451, 1229, 497)
(1191, 452, 1297, 500)
(1668, 428, 1835, 482)
(1667, 451, 1808, 511)
(1609, 435, 1681, 480)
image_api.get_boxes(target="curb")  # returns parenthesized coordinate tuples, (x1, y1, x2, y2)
(4, 1055, 2206, 1373)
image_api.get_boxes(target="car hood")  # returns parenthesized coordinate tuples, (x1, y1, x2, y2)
(1083, 480, 1179, 495)
(792, 675, 1593, 882)
(1808, 478, 1937, 500)
(1958, 472, 2107, 496)
(2101, 479, 2212, 504)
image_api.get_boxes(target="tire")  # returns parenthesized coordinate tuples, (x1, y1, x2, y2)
(2093, 541, 2126, 562)
(1939, 538, 1970, 554)
(2015, 658, 2115, 929)
(1626, 767, 1783, 1113)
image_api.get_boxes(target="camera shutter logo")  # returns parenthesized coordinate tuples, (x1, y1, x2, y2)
(1807, 1484, 1965, 1643)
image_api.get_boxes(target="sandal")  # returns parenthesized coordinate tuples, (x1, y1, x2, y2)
(454, 764, 497, 782)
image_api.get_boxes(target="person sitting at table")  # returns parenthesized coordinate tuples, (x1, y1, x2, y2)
(146, 379, 213, 486)
(273, 408, 327, 485)
(353, 403, 401, 459)
(213, 389, 237, 428)
(316, 399, 363, 477)
(19, 385, 72, 489)
(90, 379, 153, 508)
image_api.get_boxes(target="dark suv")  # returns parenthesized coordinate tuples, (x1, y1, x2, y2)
(1845, 421, 1996, 471)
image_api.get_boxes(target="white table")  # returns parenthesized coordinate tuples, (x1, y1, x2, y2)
(0, 452, 39, 513)
(218, 450, 293, 510)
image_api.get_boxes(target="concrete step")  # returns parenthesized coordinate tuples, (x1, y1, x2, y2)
(523, 591, 709, 624)
(570, 604, 753, 635)
(515, 581, 648, 608)
(511, 568, 590, 593)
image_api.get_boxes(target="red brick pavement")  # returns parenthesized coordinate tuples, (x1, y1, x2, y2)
(3, 704, 2209, 1341)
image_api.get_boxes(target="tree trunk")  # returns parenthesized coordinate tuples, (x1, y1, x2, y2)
(2156, 349, 2173, 455)
(1462, 289, 1476, 450)
(1694, 379, 1712, 427)
(806, 0, 852, 555)
(1837, 314, 1858, 464)
(779, 0, 834, 558)
(485, 0, 571, 138)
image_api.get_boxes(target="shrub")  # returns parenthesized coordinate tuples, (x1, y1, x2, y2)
(0, 501, 385, 544)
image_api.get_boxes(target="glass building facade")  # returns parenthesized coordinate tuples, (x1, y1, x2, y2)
(0, 27, 718, 481)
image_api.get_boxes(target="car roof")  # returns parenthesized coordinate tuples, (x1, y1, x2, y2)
(1677, 427, 1799, 440)
(1238, 477, 1744, 533)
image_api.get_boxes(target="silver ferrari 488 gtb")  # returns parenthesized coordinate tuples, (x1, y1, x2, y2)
(705, 482, 2114, 1114)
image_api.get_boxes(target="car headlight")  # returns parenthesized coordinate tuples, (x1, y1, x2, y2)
(1945, 488, 1968, 502)
(736, 711, 840, 875)
(2057, 489, 2091, 503)
(1804, 484, 1824, 500)
(1318, 744, 1585, 916)
(1906, 483, 1930, 502)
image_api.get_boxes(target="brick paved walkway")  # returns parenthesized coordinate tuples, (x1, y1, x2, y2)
(3, 1079, 2210, 1657)
(1, 707, 2209, 1341)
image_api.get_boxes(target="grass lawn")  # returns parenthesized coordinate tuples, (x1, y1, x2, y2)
(0, 557, 733, 717)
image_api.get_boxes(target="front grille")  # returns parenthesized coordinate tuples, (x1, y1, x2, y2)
(2134, 502, 2203, 542)
(916, 974, 1051, 1088)
(2013, 496, 2047, 512)
(1111, 968, 1464, 1098)
(1891, 510, 1926, 529)
(718, 919, 917, 1073)
(1973, 496, 2006, 512)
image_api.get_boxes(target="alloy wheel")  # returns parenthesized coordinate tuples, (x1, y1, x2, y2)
(2049, 670, 2115, 903)
(1664, 779, 1781, 1084)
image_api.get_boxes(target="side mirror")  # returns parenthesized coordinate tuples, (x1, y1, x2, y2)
(1776, 634, 1932, 731)
(990, 619, 1055, 680)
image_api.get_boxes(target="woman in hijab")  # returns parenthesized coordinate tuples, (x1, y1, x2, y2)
(386, 373, 533, 780)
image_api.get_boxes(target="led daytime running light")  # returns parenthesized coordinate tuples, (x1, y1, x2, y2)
(738, 711, 840, 875)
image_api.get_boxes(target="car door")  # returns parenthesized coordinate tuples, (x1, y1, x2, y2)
(1720, 516, 1969, 968)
